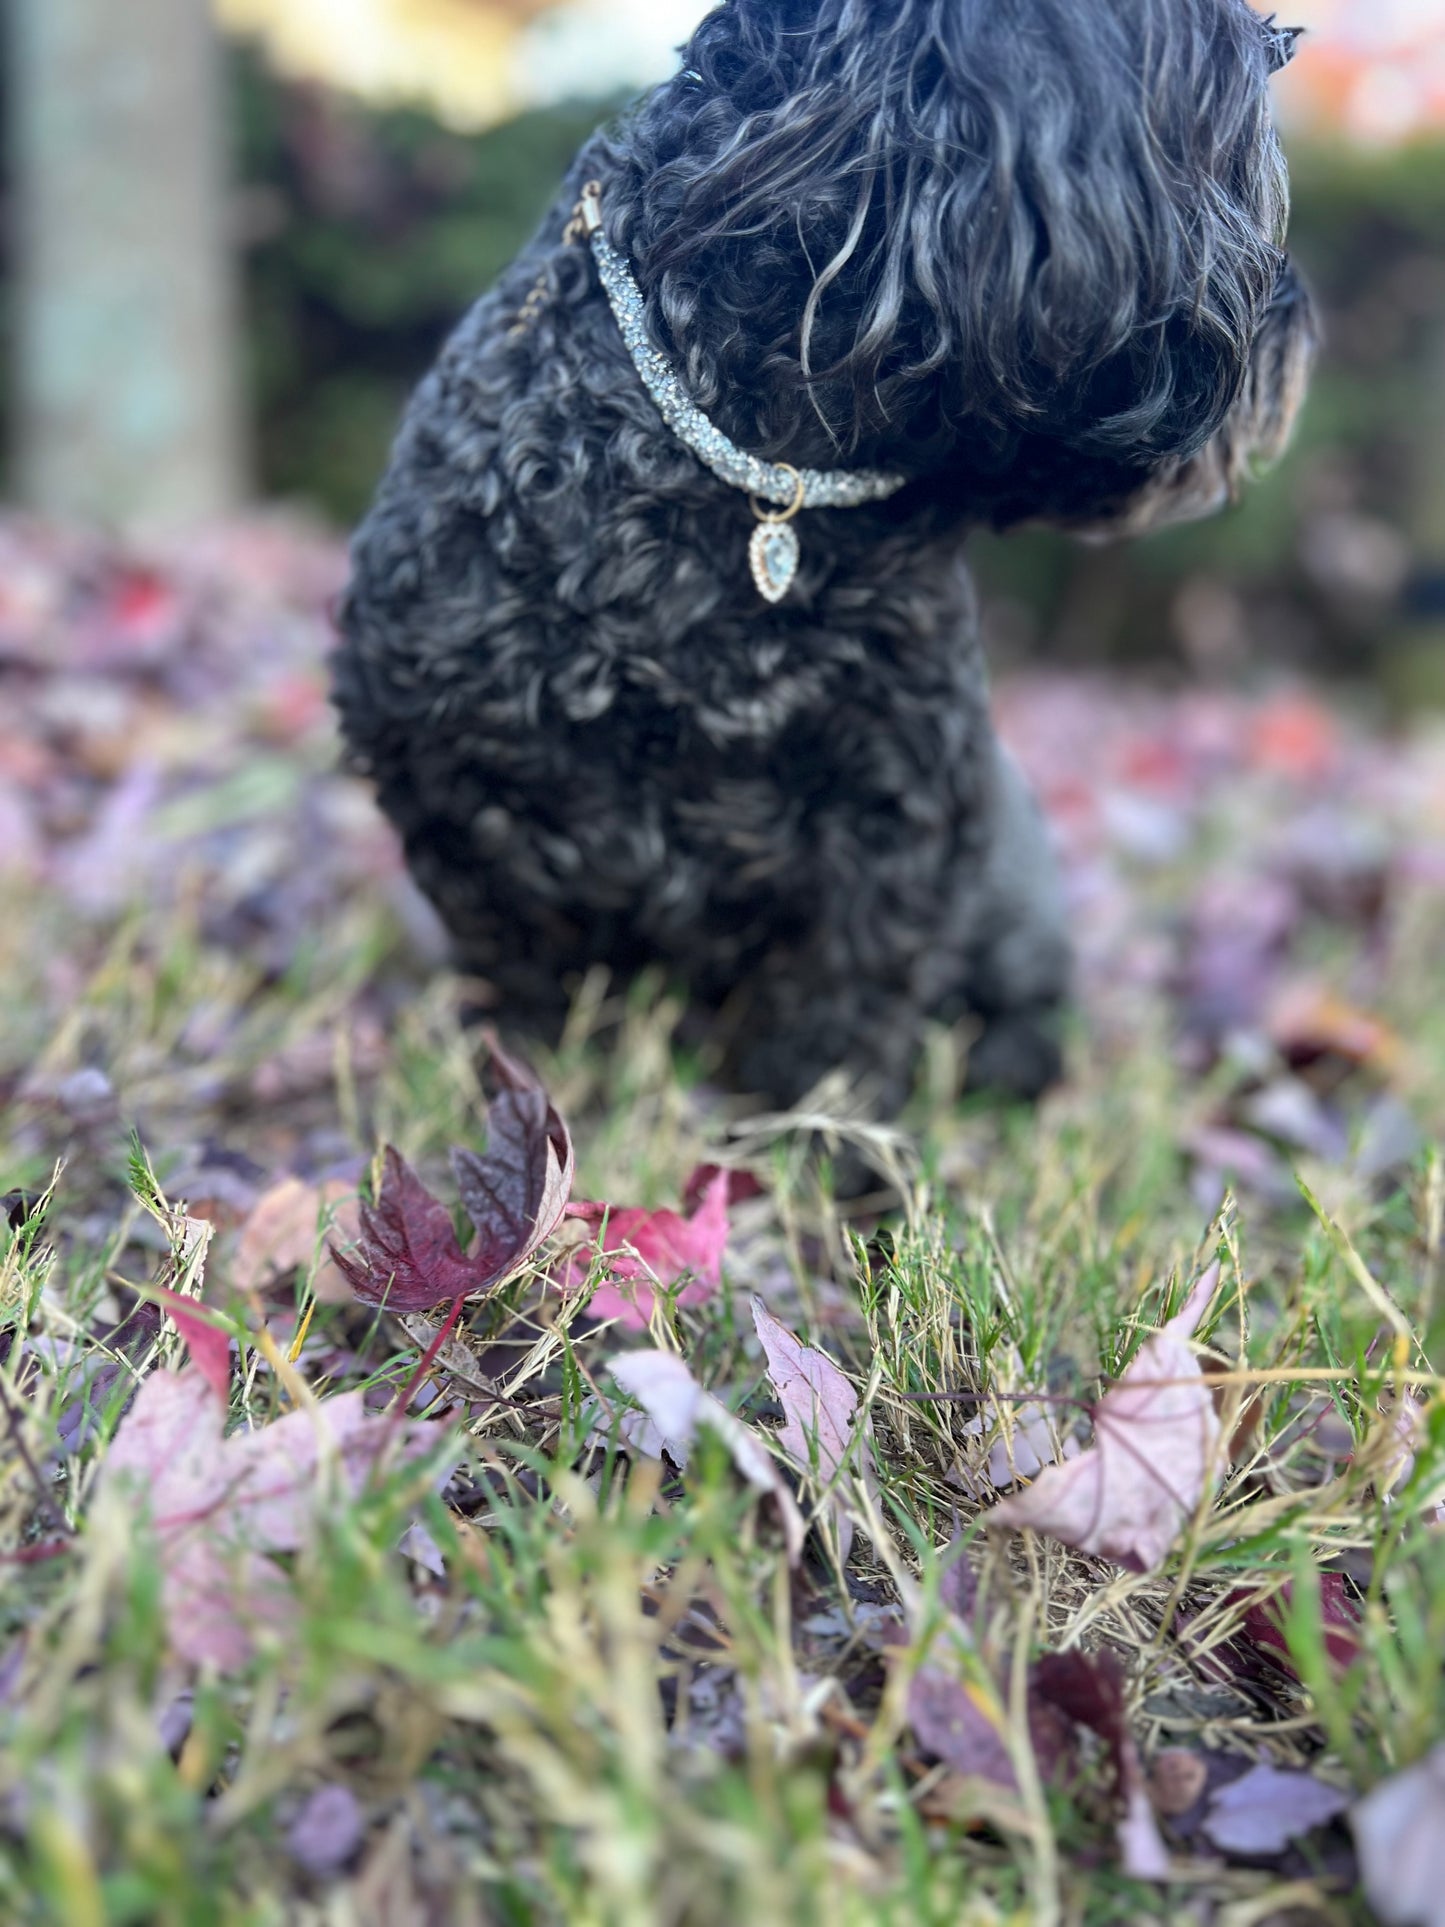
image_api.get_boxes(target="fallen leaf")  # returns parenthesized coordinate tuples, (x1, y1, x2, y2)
(563, 1169, 731, 1329)
(681, 1164, 766, 1213)
(1032, 1650, 1169, 1880)
(1247, 693, 1340, 782)
(1227, 1573, 1363, 1680)
(102, 1366, 441, 1667)
(606, 1349, 803, 1564)
(232, 1175, 362, 1305)
(1352, 1746, 1445, 1927)
(1268, 980, 1402, 1075)
(751, 1296, 876, 1563)
(906, 1664, 1018, 1790)
(987, 1265, 1222, 1573)
(452, 1043, 574, 1288)
(149, 1284, 232, 1406)
(1199, 1761, 1349, 1856)
(330, 1147, 478, 1311)
(286, 1783, 365, 1877)
(956, 1394, 1081, 1496)
(332, 1065, 572, 1311)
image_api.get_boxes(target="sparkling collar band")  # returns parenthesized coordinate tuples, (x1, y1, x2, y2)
(570, 181, 907, 602)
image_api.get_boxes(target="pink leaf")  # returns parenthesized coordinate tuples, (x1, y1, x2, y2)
(1200, 1762, 1349, 1856)
(906, 1666, 1018, 1790)
(286, 1784, 364, 1877)
(149, 1284, 231, 1405)
(750, 1297, 876, 1563)
(102, 1366, 444, 1667)
(987, 1265, 1222, 1573)
(606, 1349, 803, 1563)
(563, 1169, 731, 1330)
(1228, 1572, 1362, 1680)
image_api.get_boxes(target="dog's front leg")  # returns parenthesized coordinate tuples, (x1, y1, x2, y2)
(950, 742, 1071, 1099)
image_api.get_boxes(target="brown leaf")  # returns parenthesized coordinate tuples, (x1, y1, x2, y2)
(1148, 1748, 1208, 1817)
(1268, 979, 1403, 1075)
(987, 1265, 1222, 1573)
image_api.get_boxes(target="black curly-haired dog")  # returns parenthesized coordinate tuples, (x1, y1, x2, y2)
(335, 0, 1315, 1119)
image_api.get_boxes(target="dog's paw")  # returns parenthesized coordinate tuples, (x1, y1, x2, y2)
(963, 1006, 1065, 1102)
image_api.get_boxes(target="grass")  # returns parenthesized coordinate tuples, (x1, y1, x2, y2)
(2, 862, 1443, 1925)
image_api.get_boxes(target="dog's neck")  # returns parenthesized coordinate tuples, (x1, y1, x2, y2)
(594, 157, 956, 482)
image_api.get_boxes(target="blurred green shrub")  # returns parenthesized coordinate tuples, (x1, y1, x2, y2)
(232, 42, 619, 520)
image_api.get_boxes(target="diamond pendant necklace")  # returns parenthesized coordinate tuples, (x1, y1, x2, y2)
(565, 181, 907, 603)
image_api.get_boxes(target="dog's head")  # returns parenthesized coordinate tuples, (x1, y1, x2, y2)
(611, 0, 1316, 531)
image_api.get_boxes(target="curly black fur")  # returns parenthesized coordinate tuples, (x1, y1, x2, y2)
(334, 0, 1316, 1116)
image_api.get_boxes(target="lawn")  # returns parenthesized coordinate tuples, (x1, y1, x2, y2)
(2, 513, 1443, 1925)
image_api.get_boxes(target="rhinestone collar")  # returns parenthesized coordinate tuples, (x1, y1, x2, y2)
(571, 181, 907, 602)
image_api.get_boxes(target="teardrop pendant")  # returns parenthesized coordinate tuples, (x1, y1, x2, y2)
(749, 519, 801, 603)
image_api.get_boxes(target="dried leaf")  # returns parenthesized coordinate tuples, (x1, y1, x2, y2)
(149, 1284, 231, 1406)
(987, 1265, 1222, 1573)
(1199, 1761, 1349, 1856)
(606, 1349, 803, 1563)
(906, 1665, 1018, 1790)
(563, 1169, 731, 1329)
(232, 1175, 361, 1305)
(1268, 979, 1403, 1074)
(1032, 1650, 1169, 1880)
(1227, 1573, 1363, 1680)
(956, 1394, 1081, 1497)
(1148, 1748, 1208, 1817)
(333, 1079, 571, 1312)
(1352, 1746, 1445, 1927)
(102, 1366, 441, 1667)
(286, 1783, 365, 1877)
(751, 1296, 876, 1564)
(330, 1146, 479, 1310)
(452, 1043, 574, 1282)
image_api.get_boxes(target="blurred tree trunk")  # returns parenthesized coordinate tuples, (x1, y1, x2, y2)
(7, 0, 244, 529)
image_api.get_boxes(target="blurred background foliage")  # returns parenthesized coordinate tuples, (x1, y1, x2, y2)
(3, 0, 1444, 694)
(227, 40, 1445, 697)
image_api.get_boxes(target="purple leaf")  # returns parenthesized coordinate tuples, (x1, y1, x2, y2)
(1200, 1762, 1349, 1856)
(286, 1783, 364, 1877)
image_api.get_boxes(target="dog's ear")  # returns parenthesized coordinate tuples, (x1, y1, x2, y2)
(1081, 254, 1318, 539)
(1262, 16, 1305, 73)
